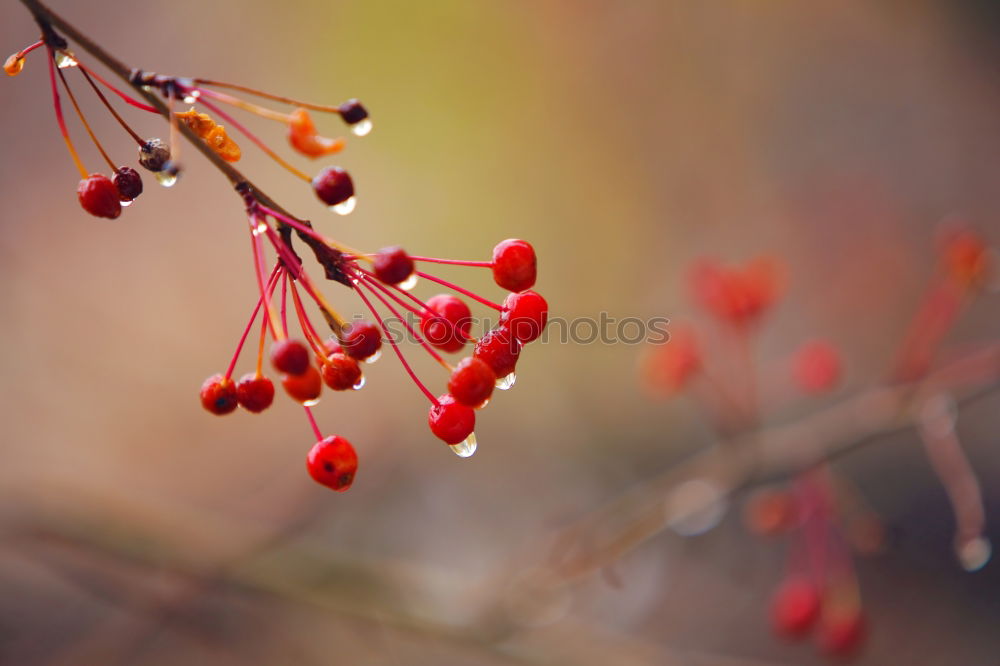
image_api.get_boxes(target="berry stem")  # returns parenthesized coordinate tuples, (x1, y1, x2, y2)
(224, 263, 281, 380)
(352, 279, 440, 406)
(195, 87, 291, 123)
(409, 256, 493, 268)
(196, 95, 311, 183)
(303, 405, 324, 441)
(249, 217, 285, 340)
(193, 78, 346, 114)
(354, 266, 434, 317)
(289, 279, 327, 359)
(255, 203, 360, 257)
(261, 224, 347, 331)
(255, 302, 268, 378)
(76, 61, 158, 112)
(356, 274, 451, 371)
(78, 66, 145, 145)
(280, 269, 290, 337)
(46, 47, 87, 179)
(55, 64, 117, 172)
(415, 270, 502, 311)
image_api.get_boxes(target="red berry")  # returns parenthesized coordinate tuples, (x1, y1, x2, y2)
(200, 373, 238, 415)
(306, 435, 358, 492)
(77, 174, 122, 219)
(771, 577, 822, 639)
(316, 338, 341, 366)
(236, 373, 275, 413)
(492, 239, 536, 292)
(500, 290, 548, 344)
(321, 353, 363, 390)
(340, 320, 382, 360)
(270, 339, 311, 375)
(817, 610, 866, 657)
(473, 327, 521, 379)
(113, 166, 143, 202)
(448, 357, 495, 407)
(282, 366, 323, 403)
(420, 294, 472, 353)
(311, 166, 354, 206)
(428, 394, 476, 444)
(793, 340, 841, 394)
(372, 246, 414, 285)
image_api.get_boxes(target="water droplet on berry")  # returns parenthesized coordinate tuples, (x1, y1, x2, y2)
(252, 219, 268, 236)
(302, 397, 321, 407)
(331, 196, 356, 216)
(666, 479, 728, 536)
(399, 273, 418, 291)
(155, 170, 178, 187)
(449, 432, 477, 458)
(352, 376, 366, 390)
(957, 536, 992, 572)
(120, 199, 134, 208)
(364, 349, 381, 364)
(351, 118, 373, 137)
(495, 372, 516, 390)
(183, 91, 201, 104)
(55, 51, 78, 69)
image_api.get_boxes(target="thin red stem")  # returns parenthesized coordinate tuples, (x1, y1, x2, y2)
(358, 270, 430, 318)
(409, 256, 493, 268)
(303, 406, 323, 441)
(415, 270, 502, 310)
(56, 64, 116, 171)
(193, 78, 346, 114)
(76, 61, 157, 112)
(280, 270, 290, 338)
(224, 264, 281, 380)
(15, 39, 44, 58)
(249, 217, 284, 339)
(289, 280, 327, 357)
(47, 47, 86, 178)
(355, 266, 434, 317)
(356, 274, 450, 369)
(78, 66, 144, 145)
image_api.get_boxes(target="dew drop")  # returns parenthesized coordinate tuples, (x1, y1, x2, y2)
(351, 118, 373, 137)
(252, 220, 268, 237)
(55, 51, 78, 69)
(666, 479, 728, 537)
(331, 196, 356, 216)
(154, 171, 178, 188)
(183, 91, 201, 104)
(449, 432, 477, 458)
(364, 349, 381, 364)
(120, 200, 134, 208)
(352, 375, 366, 390)
(399, 273, 418, 291)
(957, 536, 992, 572)
(495, 373, 516, 390)
(302, 397, 321, 407)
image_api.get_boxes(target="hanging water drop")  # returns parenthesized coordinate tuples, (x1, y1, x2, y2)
(957, 536, 992, 572)
(331, 196, 356, 216)
(55, 51, 78, 69)
(252, 219, 268, 236)
(399, 273, 418, 291)
(351, 118, 373, 137)
(154, 170, 178, 187)
(183, 90, 201, 105)
(120, 200, 134, 208)
(449, 432, 477, 458)
(495, 373, 516, 390)
(364, 349, 381, 364)
(303, 397, 321, 407)
(352, 376, 366, 390)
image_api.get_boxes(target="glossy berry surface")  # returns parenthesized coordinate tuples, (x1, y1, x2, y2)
(307, 435, 358, 492)
(236, 373, 275, 413)
(321, 352, 363, 390)
(281, 366, 323, 403)
(448, 357, 495, 407)
(77, 174, 122, 219)
(420, 294, 472, 353)
(338, 99, 369, 125)
(311, 165, 354, 206)
(500, 290, 548, 343)
(473, 327, 521, 379)
(113, 166, 143, 202)
(770, 577, 822, 639)
(372, 246, 414, 285)
(200, 373, 238, 415)
(817, 611, 866, 657)
(428, 394, 476, 444)
(492, 239, 537, 292)
(270, 339, 311, 375)
(340, 320, 382, 360)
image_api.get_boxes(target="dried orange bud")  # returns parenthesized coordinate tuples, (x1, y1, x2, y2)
(176, 108, 241, 162)
(4, 53, 25, 76)
(288, 108, 345, 158)
(743, 488, 796, 536)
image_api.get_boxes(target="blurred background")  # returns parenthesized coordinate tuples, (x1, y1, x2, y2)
(1, 1, 999, 663)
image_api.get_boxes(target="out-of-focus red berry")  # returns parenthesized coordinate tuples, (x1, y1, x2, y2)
(448, 357, 495, 407)
(642, 324, 701, 396)
(793, 340, 842, 394)
(500, 290, 548, 344)
(373, 246, 415, 285)
(940, 228, 990, 289)
(306, 435, 358, 492)
(271, 339, 311, 375)
(690, 257, 782, 327)
(311, 165, 354, 206)
(236, 373, 275, 413)
(340, 320, 382, 360)
(743, 488, 796, 536)
(492, 239, 536, 292)
(200, 373, 238, 415)
(474, 327, 521, 379)
(428, 394, 475, 444)
(771, 577, 822, 639)
(77, 174, 122, 219)
(420, 294, 472, 353)
(321, 353, 363, 390)
(817, 609, 866, 657)
(282, 366, 322, 403)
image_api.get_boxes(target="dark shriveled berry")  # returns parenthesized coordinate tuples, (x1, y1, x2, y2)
(200, 373, 238, 415)
(321, 353, 363, 390)
(77, 174, 122, 219)
(448, 357, 495, 408)
(474, 327, 521, 379)
(138, 138, 171, 172)
(312, 166, 354, 206)
(373, 246, 414, 285)
(282, 366, 323, 403)
(270, 339, 311, 375)
(236, 373, 275, 413)
(307, 435, 358, 492)
(492, 239, 537, 292)
(500, 290, 548, 344)
(113, 166, 143, 202)
(340, 320, 382, 361)
(428, 394, 475, 444)
(338, 99, 369, 125)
